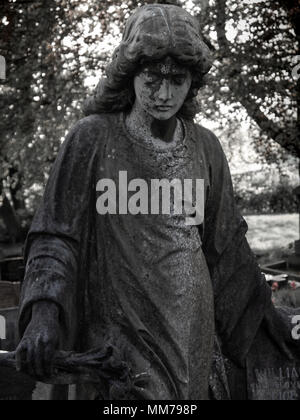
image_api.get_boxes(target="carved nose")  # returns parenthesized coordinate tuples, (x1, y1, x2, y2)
(157, 79, 172, 102)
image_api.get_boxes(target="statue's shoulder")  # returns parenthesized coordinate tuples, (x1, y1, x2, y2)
(192, 122, 223, 156)
(66, 113, 119, 150)
(72, 113, 117, 134)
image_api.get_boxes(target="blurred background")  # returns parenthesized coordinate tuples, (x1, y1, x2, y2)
(0, 0, 299, 259)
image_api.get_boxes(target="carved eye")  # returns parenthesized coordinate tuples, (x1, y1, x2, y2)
(172, 76, 185, 85)
(144, 73, 160, 85)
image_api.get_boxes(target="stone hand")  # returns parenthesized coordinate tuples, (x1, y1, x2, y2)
(16, 300, 60, 378)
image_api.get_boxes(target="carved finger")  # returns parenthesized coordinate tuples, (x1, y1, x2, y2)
(34, 337, 45, 378)
(16, 342, 28, 372)
(44, 344, 55, 377)
(26, 342, 35, 377)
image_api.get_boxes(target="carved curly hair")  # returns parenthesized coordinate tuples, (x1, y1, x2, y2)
(84, 4, 212, 120)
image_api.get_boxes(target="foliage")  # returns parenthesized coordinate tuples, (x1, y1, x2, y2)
(194, 0, 300, 159)
(234, 173, 298, 214)
(0, 0, 299, 240)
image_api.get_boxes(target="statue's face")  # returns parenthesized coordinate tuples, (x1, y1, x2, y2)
(133, 57, 192, 121)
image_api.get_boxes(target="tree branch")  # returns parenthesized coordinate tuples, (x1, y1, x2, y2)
(215, 0, 300, 157)
(235, 79, 300, 157)
(216, 0, 229, 52)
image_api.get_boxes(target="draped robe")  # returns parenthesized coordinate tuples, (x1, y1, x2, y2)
(19, 113, 300, 400)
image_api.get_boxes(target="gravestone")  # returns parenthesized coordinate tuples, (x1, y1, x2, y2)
(247, 323, 300, 401)
(248, 365, 300, 400)
(0, 308, 19, 351)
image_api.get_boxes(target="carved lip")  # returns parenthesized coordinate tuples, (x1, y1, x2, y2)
(155, 105, 173, 111)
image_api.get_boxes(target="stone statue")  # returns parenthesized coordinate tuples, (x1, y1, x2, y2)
(15, 4, 300, 400)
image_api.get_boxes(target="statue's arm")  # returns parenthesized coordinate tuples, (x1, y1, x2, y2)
(16, 300, 60, 377)
(17, 116, 101, 377)
(201, 130, 270, 366)
(200, 128, 300, 375)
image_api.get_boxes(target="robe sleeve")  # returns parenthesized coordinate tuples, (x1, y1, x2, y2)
(19, 115, 102, 346)
(200, 127, 271, 366)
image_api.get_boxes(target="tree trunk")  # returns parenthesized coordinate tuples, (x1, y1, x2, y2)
(215, 0, 300, 158)
(8, 168, 26, 211)
(0, 195, 22, 244)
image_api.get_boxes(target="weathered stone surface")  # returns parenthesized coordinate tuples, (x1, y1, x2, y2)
(12, 4, 300, 400)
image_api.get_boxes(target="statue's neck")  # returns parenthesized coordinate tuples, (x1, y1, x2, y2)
(126, 102, 180, 146)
